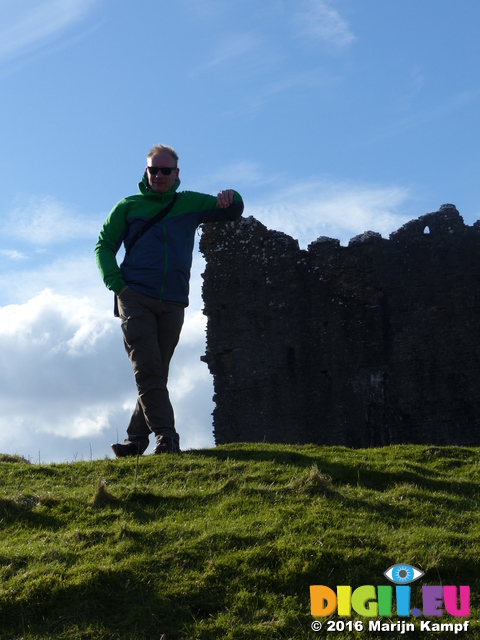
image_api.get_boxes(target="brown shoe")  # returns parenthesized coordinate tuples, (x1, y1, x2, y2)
(152, 437, 180, 455)
(111, 442, 140, 458)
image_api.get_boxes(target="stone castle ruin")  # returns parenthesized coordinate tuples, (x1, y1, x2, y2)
(199, 204, 480, 448)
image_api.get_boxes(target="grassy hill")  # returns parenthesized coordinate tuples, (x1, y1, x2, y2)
(0, 443, 478, 639)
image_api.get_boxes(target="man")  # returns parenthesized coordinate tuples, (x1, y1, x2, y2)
(95, 144, 244, 457)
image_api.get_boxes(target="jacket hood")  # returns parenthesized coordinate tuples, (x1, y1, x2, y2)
(138, 172, 181, 198)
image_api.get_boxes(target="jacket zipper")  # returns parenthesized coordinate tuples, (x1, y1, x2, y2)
(159, 221, 168, 301)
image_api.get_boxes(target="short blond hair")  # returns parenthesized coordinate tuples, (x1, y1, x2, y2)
(147, 144, 179, 164)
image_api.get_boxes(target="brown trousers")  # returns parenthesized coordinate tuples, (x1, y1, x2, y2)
(116, 287, 185, 453)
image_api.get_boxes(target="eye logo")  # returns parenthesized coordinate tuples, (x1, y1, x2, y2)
(384, 564, 424, 584)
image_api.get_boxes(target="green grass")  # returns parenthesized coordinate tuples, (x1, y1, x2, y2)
(0, 444, 478, 639)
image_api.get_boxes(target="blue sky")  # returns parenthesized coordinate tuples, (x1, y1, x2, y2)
(1, 0, 479, 462)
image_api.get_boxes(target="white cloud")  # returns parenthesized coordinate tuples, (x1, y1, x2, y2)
(250, 179, 412, 247)
(0, 0, 97, 63)
(0, 249, 26, 260)
(4, 196, 100, 245)
(411, 66, 425, 92)
(0, 283, 214, 462)
(0, 252, 106, 307)
(181, 308, 207, 346)
(171, 358, 211, 402)
(187, 2, 352, 115)
(192, 161, 275, 192)
(0, 289, 123, 450)
(222, 68, 341, 116)
(193, 166, 413, 248)
(0, 288, 114, 352)
(293, 0, 355, 50)
(191, 31, 266, 75)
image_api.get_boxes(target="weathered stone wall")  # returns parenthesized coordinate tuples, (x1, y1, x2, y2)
(199, 204, 480, 447)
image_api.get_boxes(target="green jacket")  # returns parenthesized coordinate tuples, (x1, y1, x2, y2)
(95, 174, 243, 305)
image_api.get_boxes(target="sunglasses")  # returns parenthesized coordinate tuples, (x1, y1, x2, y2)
(147, 166, 177, 176)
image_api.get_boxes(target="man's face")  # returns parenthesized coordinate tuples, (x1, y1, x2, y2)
(146, 151, 179, 193)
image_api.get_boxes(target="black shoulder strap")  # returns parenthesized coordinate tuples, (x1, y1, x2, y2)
(124, 193, 178, 255)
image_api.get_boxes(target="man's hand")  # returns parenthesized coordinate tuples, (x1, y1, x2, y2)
(216, 189, 235, 208)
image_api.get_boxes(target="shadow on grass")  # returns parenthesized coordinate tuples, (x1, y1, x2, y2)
(0, 548, 357, 639)
(1, 548, 478, 640)
(0, 567, 189, 639)
(0, 496, 62, 529)
(191, 444, 480, 497)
